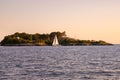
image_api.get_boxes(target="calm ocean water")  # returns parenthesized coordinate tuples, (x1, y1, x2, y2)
(0, 46, 120, 80)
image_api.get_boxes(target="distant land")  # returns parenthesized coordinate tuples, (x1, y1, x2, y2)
(0, 31, 113, 46)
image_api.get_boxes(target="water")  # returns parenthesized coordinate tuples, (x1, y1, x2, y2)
(0, 46, 120, 80)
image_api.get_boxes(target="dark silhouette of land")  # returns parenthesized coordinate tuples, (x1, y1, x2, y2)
(0, 31, 113, 46)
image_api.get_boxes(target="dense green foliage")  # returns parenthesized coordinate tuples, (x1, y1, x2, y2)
(1, 32, 112, 46)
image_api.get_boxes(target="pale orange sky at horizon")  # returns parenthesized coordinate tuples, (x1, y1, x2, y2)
(0, 0, 120, 44)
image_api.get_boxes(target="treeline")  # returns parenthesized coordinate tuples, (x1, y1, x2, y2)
(1, 31, 112, 46)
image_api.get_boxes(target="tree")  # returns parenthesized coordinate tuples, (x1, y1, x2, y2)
(0, 31, 112, 46)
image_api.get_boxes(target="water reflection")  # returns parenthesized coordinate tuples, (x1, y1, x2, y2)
(0, 46, 120, 80)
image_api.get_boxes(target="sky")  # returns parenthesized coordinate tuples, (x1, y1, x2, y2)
(0, 0, 120, 44)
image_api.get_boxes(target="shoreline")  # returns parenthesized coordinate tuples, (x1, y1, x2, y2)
(1, 44, 113, 46)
